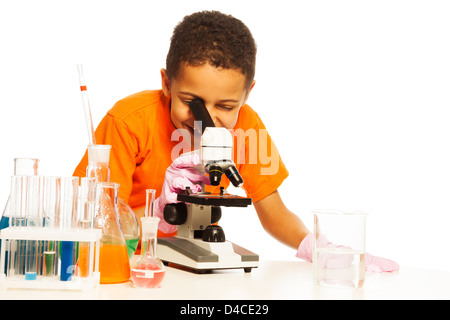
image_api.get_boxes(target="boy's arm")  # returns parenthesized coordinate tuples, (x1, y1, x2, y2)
(253, 190, 310, 250)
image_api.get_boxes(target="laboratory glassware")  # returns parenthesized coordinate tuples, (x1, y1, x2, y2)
(144, 189, 156, 218)
(42, 176, 61, 277)
(59, 176, 79, 281)
(77, 64, 96, 145)
(313, 210, 368, 288)
(0, 169, 101, 290)
(6, 175, 29, 277)
(86, 144, 111, 183)
(130, 217, 165, 288)
(94, 182, 130, 284)
(131, 191, 164, 288)
(24, 176, 45, 280)
(1, 159, 39, 240)
(86, 144, 140, 258)
(77, 177, 96, 277)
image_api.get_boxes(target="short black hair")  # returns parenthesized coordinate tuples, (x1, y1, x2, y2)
(166, 11, 257, 89)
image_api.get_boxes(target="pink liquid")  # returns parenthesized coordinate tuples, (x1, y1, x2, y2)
(131, 263, 165, 288)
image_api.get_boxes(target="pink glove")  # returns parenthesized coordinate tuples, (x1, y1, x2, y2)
(154, 152, 210, 234)
(296, 233, 399, 273)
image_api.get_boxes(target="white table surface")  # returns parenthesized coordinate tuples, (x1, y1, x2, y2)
(0, 259, 449, 300)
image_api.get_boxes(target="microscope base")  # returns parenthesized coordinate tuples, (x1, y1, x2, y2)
(157, 236, 259, 273)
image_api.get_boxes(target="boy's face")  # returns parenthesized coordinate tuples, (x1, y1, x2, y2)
(161, 63, 255, 148)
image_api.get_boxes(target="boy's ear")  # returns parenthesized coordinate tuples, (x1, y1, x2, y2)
(243, 80, 256, 105)
(160, 68, 171, 97)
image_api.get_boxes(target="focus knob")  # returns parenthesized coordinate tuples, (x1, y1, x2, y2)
(202, 225, 226, 242)
(163, 203, 187, 225)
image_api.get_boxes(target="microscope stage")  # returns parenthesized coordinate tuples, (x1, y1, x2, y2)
(177, 192, 252, 207)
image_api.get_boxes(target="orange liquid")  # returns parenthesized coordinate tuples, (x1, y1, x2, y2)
(99, 244, 130, 284)
(78, 243, 90, 277)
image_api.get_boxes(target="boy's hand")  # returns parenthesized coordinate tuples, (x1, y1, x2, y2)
(154, 152, 210, 233)
(296, 233, 399, 273)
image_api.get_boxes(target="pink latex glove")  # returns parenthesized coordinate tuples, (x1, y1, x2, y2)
(154, 152, 210, 234)
(296, 233, 399, 273)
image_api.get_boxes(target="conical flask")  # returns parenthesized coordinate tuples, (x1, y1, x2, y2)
(94, 182, 130, 284)
(86, 144, 140, 258)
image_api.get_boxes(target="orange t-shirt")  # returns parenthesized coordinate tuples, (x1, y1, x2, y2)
(73, 90, 289, 234)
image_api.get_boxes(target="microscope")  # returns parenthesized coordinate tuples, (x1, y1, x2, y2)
(157, 99, 259, 273)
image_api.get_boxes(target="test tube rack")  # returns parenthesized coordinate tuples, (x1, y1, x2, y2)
(0, 227, 101, 291)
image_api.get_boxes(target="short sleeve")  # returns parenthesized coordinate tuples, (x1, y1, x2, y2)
(73, 114, 138, 202)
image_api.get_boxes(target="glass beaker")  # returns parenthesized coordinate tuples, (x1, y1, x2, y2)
(313, 210, 368, 288)
(130, 217, 165, 288)
(94, 182, 130, 284)
(86, 144, 140, 258)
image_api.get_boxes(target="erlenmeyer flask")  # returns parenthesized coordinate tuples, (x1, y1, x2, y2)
(94, 182, 130, 284)
(86, 144, 140, 258)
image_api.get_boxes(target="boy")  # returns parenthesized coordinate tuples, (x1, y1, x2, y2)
(74, 11, 397, 271)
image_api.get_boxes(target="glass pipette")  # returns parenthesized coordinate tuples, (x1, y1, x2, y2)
(77, 64, 97, 145)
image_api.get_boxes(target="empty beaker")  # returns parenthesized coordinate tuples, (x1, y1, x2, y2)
(313, 210, 368, 288)
(95, 182, 130, 284)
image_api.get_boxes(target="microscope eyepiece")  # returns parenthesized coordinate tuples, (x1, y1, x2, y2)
(208, 164, 223, 186)
(225, 165, 244, 188)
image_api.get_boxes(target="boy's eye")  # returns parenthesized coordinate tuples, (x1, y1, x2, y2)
(182, 99, 234, 111)
(217, 105, 234, 111)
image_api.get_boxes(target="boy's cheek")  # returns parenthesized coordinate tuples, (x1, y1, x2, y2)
(170, 104, 190, 128)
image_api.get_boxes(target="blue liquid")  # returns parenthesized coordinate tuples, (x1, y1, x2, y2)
(25, 272, 37, 280)
(0, 216, 10, 248)
(60, 241, 74, 281)
(0, 216, 9, 274)
(0, 216, 9, 229)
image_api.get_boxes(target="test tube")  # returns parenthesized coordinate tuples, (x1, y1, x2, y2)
(78, 177, 96, 229)
(24, 176, 45, 280)
(43, 176, 61, 277)
(6, 176, 28, 277)
(60, 177, 79, 230)
(44, 177, 61, 228)
(59, 176, 79, 281)
(145, 189, 156, 218)
(77, 177, 95, 278)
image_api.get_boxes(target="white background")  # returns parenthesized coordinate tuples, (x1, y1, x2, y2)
(1, 0, 449, 272)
